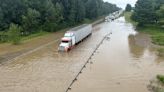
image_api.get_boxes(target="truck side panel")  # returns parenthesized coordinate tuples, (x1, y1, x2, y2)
(73, 25, 92, 43)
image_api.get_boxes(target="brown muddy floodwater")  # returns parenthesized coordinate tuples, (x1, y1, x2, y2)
(0, 17, 164, 92)
(0, 21, 109, 92)
(69, 17, 164, 92)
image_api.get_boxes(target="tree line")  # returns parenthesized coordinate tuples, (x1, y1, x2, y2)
(131, 0, 164, 26)
(125, 4, 132, 12)
(0, 0, 120, 34)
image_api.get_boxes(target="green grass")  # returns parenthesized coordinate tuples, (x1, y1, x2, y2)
(124, 12, 138, 26)
(0, 31, 7, 35)
(124, 12, 164, 46)
(152, 35, 164, 46)
(124, 11, 164, 57)
(0, 31, 50, 44)
(137, 25, 164, 46)
(157, 48, 164, 57)
(0, 32, 8, 43)
(137, 25, 164, 56)
(21, 31, 49, 41)
(157, 75, 164, 84)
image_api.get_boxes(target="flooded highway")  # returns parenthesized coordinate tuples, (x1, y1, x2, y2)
(69, 17, 164, 92)
(0, 17, 164, 92)
(0, 20, 110, 92)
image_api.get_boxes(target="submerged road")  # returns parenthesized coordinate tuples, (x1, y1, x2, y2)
(0, 19, 110, 92)
(0, 17, 164, 92)
(69, 17, 164, 92)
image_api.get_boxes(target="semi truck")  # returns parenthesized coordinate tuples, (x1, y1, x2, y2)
(58, 24, 92, 52)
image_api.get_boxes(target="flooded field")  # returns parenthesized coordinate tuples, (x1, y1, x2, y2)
(0, 17, 163, 92)
(69, 17, 164, 92)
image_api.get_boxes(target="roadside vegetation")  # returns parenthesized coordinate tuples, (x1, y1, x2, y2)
(8, 24, 22, 45)
(148, 75, 164, 92)
(0, 0, 120, 45)
(124, 0, 164, 57)
(125, 11, 164, 57)
(124, 12, 138, 26)
(124, 0, 164, 91)
(131, 0, 164, 49)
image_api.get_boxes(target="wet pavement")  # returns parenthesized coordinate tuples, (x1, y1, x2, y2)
(0, 32, 65, 64)
(69, 17, 164, 92)
(0, 17, 164, 92)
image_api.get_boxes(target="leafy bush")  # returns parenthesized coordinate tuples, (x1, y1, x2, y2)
(0, 32, 8, 42)
(157, 75, 164, 84)
(8, 23, 22, 45)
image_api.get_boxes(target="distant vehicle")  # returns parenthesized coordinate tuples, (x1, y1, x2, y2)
(106, 10, 123, 21)
(58, 24, 92, 52)
(105, 16, 110, 22)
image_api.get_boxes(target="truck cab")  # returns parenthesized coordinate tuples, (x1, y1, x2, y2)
(58, 32, 75, 52)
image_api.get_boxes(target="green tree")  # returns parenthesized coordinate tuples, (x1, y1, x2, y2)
(102, 3, 120, 15)
(22, 8, 41, 35)
(132, 0, 157, 26)
(43, 0, 63, 32)
(85, 0, 99, 19)
(55, 3, 64, 23)
(155, 0, 164, 8)
(0, 7, 3, 22)
(96, 0, 104, 16)
(75, 0, 86, 22)
(0, 0, 120, 34)
(8, 23, 22, 45)
(67, 0, 76, 25)
(0, 0, 26, 30)
(60, 0, 70, 21)
(157, 4, 164, 19)
(125, 4, 132, 11)
(0, 7, 4, 31)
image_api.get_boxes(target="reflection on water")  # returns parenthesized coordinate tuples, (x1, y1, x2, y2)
(128, 34, 145, 58)
(128, 33, 164, 63)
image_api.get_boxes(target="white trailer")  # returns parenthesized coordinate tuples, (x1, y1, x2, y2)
(58, 24, 92, 51)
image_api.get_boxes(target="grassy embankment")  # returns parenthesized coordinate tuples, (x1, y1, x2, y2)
(124, 12, 138, 26)
(0, 16, 104, 45)
(124, 12, 164, 57)
(0, 31, 49, 43)
(125, 12, 164, 92)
